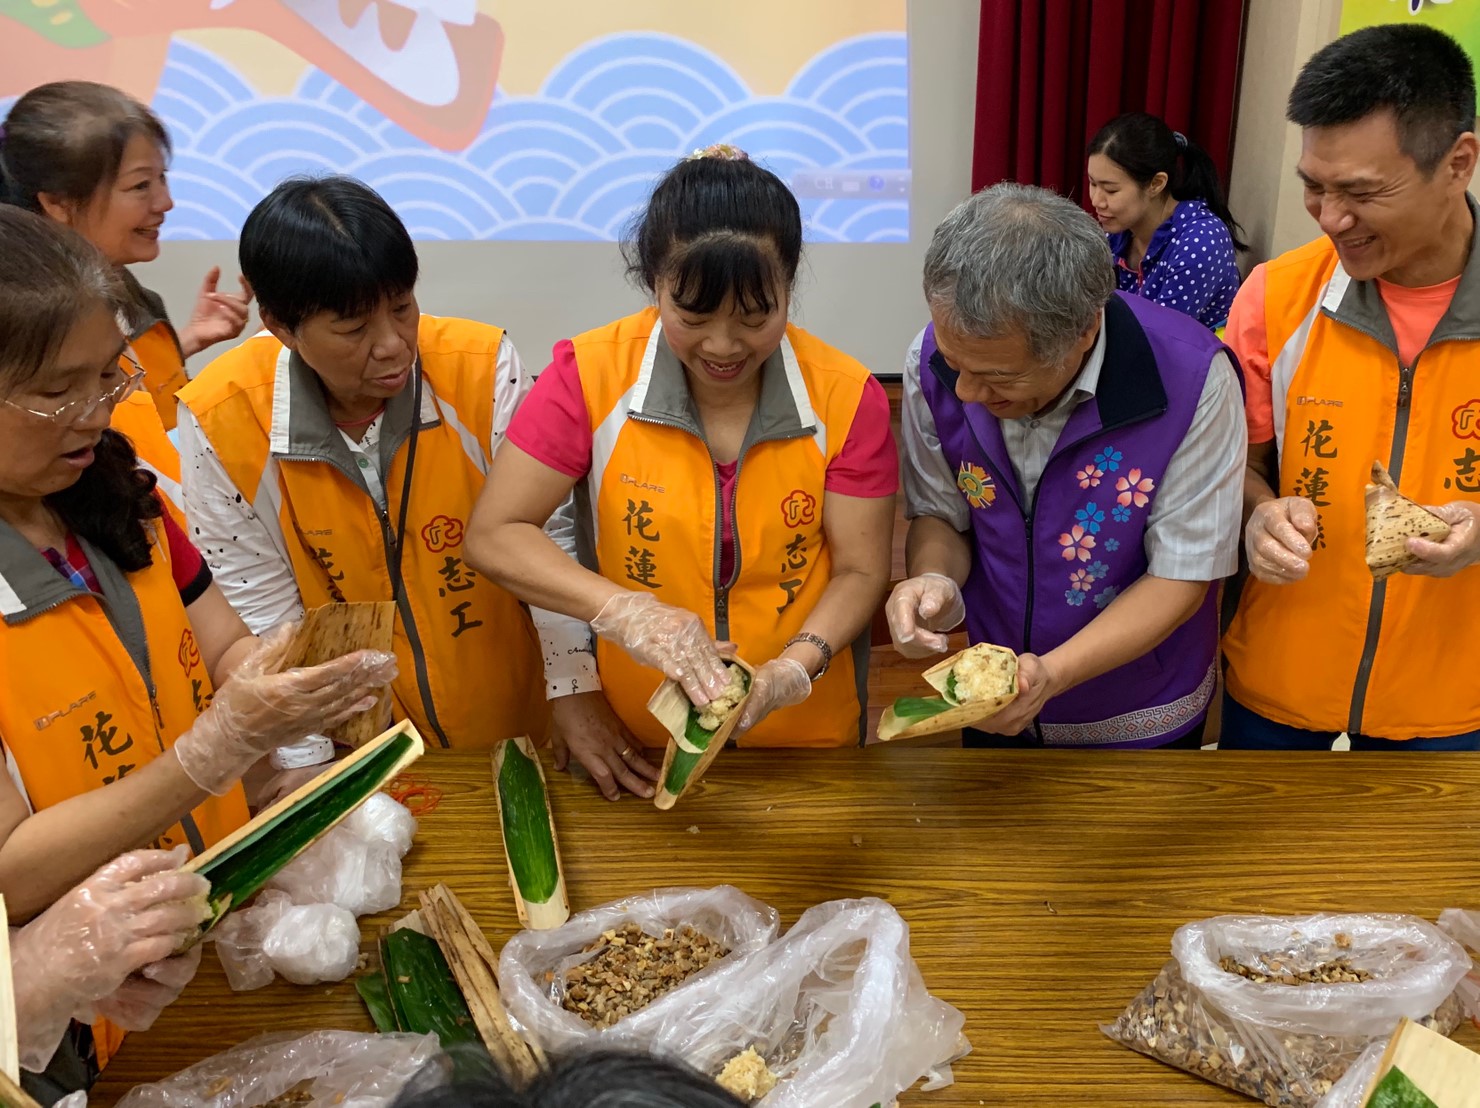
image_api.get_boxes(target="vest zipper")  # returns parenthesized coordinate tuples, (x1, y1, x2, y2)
(1346, 354, 1420, 737)
(376, 501, 449, 749)
(287, 450, 450, 749)
(1022, 481, 1045, 743)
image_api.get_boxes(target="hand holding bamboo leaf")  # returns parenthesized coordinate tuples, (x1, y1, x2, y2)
(12, 848, 209, 1073)
(590, 593, 732, 707)
(173, 623, 399, 795)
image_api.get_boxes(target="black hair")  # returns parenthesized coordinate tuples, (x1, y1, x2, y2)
(392, 1049, 748, 1108)
(0, 207, 160, 571)
(1288, 23, 1476, 175)
(1087, 113, 1247, 251)
(239, 175, 419, 332)
(0, 81, 171, 214)
(623, 154, 803, 316)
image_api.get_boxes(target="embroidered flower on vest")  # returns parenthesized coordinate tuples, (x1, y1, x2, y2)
(1074, 502, 1106, 534)
(1094, 585, 1120, 609)
(1058, 525, 1097, 562)
(1076, 464, 1104, 489)
(1094, 447, 1123, 472)
(1069, 568, 1095, 592)
(956, 461, 996, 509)
(1115, 468, 1155, 508)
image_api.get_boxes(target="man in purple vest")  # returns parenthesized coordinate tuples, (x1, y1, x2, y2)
(888, 183, 1245, 747)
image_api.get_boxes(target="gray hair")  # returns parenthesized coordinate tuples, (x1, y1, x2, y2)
(922, 182, 1114, 365)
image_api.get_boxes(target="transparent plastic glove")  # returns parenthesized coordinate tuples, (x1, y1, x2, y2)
(1245, 496, 1318, 583)
(174, 624, 399, 795)
(13, 847, 210, 1072)
(83, 944, 203, 1031)
(590, 593, 731, 705)
(885, 573, 966, 659)
(734, 657, 812, 733)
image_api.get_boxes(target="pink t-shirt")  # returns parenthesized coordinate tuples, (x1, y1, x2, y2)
(508, 338, 898, 580)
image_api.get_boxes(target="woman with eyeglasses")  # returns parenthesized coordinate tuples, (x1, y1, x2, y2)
(0, 81, 253, 504)
(0, 207, 396, 1085)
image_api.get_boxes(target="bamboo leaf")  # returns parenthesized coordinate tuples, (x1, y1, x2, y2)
(496, 742, 560, 904)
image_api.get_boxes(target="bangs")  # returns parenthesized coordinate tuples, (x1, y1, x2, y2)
(664, 233, 784, 316)
(240, 177, 419, 330)
(296, 231, 417, 322)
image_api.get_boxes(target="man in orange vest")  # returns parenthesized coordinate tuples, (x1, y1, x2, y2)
(1223, 24, 1480, 749)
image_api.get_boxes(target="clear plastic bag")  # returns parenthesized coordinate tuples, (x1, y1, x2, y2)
(266, 825, 403, 916)
(113, 1030, 444, 1108)
(210, 890, 359, 989)
(649, 898, 969, 1107)
(344, 792, 418, 856)
(1104, 913, 1472, 1107)
(1437, 908, 1480, 1025)
(498, 886, 781, 1053)
(260, 902, 360, 985)
(1313, 1039, 1387, 1108)
(499, 889, 967, 1107)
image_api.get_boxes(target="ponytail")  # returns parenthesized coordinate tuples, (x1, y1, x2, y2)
(1171, 132, 1248, 252)
(1088, 112, 1246, 251)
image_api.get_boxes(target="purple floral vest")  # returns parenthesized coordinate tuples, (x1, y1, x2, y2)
(918, 294, 1224, 747)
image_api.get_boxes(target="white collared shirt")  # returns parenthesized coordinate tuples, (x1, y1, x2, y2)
(178, 333, 599, 698)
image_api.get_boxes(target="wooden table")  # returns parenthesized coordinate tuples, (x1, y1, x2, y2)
(95, 749, 1480, 1106)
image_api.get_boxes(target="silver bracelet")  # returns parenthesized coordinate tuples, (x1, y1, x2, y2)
(784, 632, 833, 678)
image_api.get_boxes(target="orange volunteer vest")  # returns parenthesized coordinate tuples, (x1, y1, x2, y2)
(122, 272, 188, 431)
(180, 316, 548, 749)
(571, 308, 873, 749)
(1225, 224, 1480, 739)
(0, 518, 249, 1067)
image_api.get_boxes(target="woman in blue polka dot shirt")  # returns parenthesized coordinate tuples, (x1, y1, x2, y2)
(1087, 113, 1244, 330)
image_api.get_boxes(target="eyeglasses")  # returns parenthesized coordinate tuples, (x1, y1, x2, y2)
(3, 350, 146, 424)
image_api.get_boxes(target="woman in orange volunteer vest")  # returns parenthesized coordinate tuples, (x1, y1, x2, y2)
(0, 207, 395, 1091)
(0, 209, 396, 1086)
(179, 176, 579, 751)
(466, 146, 898, 800)
(0, 81, 252, 470)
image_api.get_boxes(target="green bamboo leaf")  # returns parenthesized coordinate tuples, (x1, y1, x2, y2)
(1368, 1066, 1439, 1108)
(194, 733, 415, 917)
(889, 696, 956, 722)
(356, 971, 399, 1033)
(664, 670, 751, 794)
(497, 742, 560, 904)
(381, 929, 481, 1047)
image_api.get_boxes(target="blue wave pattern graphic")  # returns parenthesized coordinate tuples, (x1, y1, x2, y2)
(147, 32, 907, 243)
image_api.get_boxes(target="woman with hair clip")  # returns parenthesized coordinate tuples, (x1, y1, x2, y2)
(1087, 112, 1245, 330)
(466, 145, 898, 801)
(0, 80, 252, 498)
(0, 207, 395, 1090)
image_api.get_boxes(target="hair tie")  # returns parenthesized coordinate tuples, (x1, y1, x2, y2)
(686, 142, 749, 162)
(1173, 131, 1188, 151)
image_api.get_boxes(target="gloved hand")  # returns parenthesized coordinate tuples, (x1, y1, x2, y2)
(13, 848, 210, 1073)
(1245, 496, 1319, 584)
(885, 573, 966, 658)
(174, 623, 399, 795)
(590, 592, 731, 706)
(84, 944, 203, 1031)
(734, 657, 812, 733)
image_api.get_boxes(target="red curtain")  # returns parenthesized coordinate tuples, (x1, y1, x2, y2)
(972, 0, 1247, 204)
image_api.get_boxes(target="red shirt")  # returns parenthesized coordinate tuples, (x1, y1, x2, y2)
(508, 339, 899, 582)
(42, 506, 211, 604)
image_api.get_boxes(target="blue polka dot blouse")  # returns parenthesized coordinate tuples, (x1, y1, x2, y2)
(1107, 198, 1240, 330)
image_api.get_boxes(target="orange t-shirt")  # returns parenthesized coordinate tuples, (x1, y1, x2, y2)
(1231, 266, 1459, 444)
